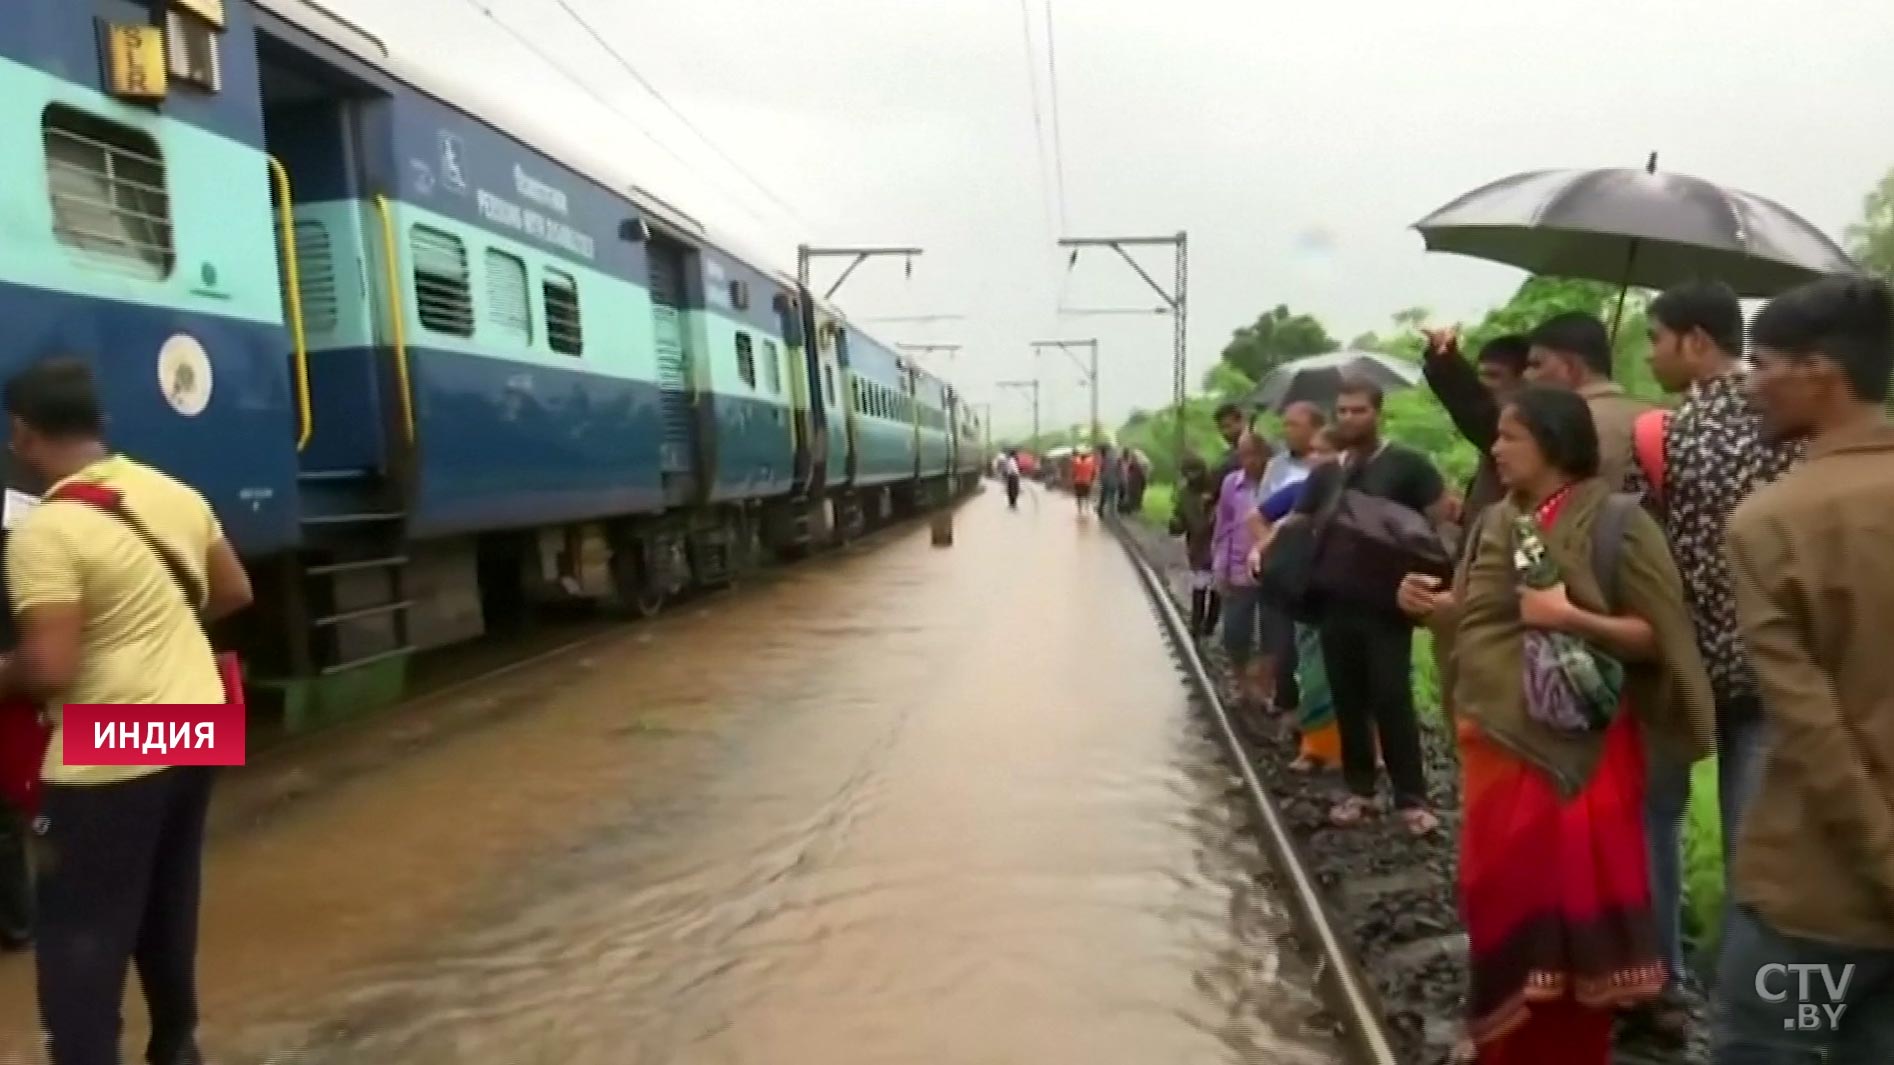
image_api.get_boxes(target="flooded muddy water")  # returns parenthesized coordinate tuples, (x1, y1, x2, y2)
(0, 486, 1341, 1064)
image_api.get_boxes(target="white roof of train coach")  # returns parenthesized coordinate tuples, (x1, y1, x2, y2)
(253, 0, 801, 287)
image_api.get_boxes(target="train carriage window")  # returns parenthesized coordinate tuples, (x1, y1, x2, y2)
(410, 226, 474, 336)
(762, 339, 781, 394)
(825, 365, 837, 407)
(484, 248, 533, 346)
(544, 268, 584, 355)
(735, 332, 756, 389)
(42, 105, 175, 280)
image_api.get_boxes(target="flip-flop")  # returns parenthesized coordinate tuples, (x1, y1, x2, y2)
(1399, 808, 1441, 837)
(1329, 796, 1374, 827)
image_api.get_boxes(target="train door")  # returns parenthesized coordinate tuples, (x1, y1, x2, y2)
(808, 315, 848, 489)
(828, 324, 856, 486)
(944, 390, 960, 478)
(251, 22, 416, 685)
(777, 291, 814, 491)
(255, 33, 396, 479)
(796, 292, 829, 498)
(647, 237, 699, 495)
(905, 364, 922, 479)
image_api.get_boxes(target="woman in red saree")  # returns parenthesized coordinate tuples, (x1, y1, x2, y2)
(1399, 388, 1714, 1065)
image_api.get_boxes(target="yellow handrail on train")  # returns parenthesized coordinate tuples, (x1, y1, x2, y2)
(371, 194, 416, 443)
(267, 157, 312, 451)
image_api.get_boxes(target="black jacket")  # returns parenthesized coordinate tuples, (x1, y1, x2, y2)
(1420, 341, 1504, 528)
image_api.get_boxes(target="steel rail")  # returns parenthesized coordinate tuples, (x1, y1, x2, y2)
(1108, 516, 1400, 1065)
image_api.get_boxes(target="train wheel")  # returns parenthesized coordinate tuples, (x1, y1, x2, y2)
(609, 540, 668, 619)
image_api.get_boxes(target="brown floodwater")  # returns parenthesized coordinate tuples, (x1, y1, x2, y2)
(0, 486, 1342, 1064)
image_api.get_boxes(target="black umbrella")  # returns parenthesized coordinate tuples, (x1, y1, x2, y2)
(1245, 351, 1423, 415)
(1413, 154, 1856, 304)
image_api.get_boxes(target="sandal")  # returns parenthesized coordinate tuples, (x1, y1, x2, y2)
(1619, 986, 1694, 1046)
(1328, 795, 1375, 827)
(1398, 807, 1441, 837)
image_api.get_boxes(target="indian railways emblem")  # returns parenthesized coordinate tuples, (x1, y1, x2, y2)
(158, 334, 214, 418)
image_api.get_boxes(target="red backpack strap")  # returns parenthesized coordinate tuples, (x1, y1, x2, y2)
(45, 481, 123, 510)
(1633, 409, 1669, 504)
(44, 481, 206, 612)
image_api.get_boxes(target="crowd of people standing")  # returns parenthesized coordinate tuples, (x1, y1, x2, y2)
(1167, 273, 1894, 1065)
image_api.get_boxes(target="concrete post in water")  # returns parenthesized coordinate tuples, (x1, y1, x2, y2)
(931, 509, 953, 547)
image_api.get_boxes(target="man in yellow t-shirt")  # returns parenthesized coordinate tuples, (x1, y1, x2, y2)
(0, 357, 251, 1065)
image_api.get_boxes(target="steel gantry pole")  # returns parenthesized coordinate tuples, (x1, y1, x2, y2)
(996, 379, 1040, 445)
(797, 244, 925, 303)
(1031, 339, 1099, 443)
(1058, 233, 1187, 459)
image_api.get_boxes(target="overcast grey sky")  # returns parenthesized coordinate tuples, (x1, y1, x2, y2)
(328, 0, 1893, 437)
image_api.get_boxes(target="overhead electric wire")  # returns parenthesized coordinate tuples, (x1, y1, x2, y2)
(550, 0, 814, 229)
(1041, 0, 1069, 236)
(1015, 0, 1058, 251)
(459, 0, 790, 233)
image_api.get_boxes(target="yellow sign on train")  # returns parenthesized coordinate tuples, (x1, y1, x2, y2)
(103, 22, 167, 102)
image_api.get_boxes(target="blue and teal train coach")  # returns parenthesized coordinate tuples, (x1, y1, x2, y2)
(0, 0, 983, 725)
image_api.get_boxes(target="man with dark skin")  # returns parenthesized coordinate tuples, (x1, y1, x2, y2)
(1208, 401, 1253, 506)
(1523, 312, 1652, 488)
(0, 357, 253, 1065)
(1293, 377, 1450, 836)
(1713, 274, 1894, 1063)
(1629, 281, 1803, 1042)
(1419, 328, 1530, 531)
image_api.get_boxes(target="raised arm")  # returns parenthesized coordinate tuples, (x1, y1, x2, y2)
(1422, 334, 1500, 453)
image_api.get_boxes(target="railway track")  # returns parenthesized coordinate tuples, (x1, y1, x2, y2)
(1110, 515, 1403, 1065)
(1110, 508, 1712, 1065)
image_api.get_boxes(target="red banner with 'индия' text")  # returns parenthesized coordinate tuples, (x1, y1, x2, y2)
(61, 705, 246, 766)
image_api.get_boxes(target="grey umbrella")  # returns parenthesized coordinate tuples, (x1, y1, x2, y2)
(1413, 155, 1856, 299)
(1245, 351, 1423, 415)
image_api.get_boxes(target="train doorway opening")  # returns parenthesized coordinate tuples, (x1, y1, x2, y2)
(251, 25, 415, 726)
(647, 235, 701, 503)
(255, 29, 393, 478)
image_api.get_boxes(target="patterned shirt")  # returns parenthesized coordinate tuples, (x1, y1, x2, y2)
(1623, 369, 1802, 704)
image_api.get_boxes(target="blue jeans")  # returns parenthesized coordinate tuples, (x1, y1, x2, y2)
(1220, 584, 1261, 665)
(1713, 904, 1894, 1064)
(1645, 699, 1768, 983)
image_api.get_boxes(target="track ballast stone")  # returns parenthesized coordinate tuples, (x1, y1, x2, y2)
(1116, 515, 1709, 1065)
